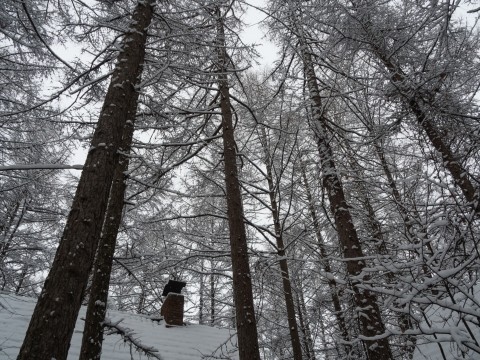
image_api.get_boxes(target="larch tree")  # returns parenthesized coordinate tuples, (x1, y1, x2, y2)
(78, 72, 138, 360)
(3, 0, 480, 359)
(265, 1, 394, 358)
(17, 0, 156, 358)
(0, 0, 74, 296)
(239, 73, 304, 360)
(298, 152, 353, 356)
(336, 0, 480, 213)
(328, 0, 480, 355)
(213, 5, 261, 360)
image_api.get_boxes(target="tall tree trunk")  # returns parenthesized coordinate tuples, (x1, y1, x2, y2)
(299, 156, 351, 356)
(137, 281, 146, 314)
(295, 284, 316, 360)
(317, 304, 331, 360)
(0, 198, 26, 263)
(17, 1, 154, 359)
(15, 265, 28, 294)
(0, 198, 22, 255)
(344, 144, 417, 358)
(258, 126, 303, 360)
(199, 260, 205, 324)
(372, 137, 435, 258)
(210, 259, 216, 326)
(301, 44, 393, 359)
(363, 25, 479, 214)
(79, 77, 138, 360)
(214, 8, 261, 360)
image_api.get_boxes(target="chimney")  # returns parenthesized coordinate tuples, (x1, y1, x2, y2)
(160, 280, 186, 327)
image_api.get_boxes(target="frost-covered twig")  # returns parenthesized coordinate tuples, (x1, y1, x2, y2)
(103, 317, 163, 359)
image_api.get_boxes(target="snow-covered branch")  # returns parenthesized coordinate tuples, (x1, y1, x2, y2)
(0, 164, 83, 171)
(103, 318, 163, 359)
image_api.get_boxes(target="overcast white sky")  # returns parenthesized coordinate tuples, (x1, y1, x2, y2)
(239, 2, 278, 69)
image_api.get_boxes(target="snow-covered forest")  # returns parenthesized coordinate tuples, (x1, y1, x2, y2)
(1, 0, 480, 359)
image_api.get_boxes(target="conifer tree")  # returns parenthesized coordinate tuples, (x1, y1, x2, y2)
(17, 1, 155, 358)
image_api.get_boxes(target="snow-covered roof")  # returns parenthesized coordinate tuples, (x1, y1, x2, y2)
(0, 292, 238, 360)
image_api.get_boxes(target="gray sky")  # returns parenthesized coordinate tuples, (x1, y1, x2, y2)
(240, 2, 278, 69)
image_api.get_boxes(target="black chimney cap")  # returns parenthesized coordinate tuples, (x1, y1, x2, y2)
(162, 280, 186, 296)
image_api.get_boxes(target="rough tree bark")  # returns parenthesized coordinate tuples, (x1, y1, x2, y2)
(79, 121, 134, 360)
(17, 1, 155, 359)
(214, 7, 261, 360)
(301, 44, 393, 359)
(78, 36, 143, 358)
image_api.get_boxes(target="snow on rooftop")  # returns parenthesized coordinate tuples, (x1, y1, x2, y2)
(0, 292, 238, 360)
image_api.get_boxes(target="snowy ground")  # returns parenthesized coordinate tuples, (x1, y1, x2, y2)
(0, 292, 238, 360)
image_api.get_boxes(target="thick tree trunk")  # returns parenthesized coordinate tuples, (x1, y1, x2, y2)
(215, 8, 261, 360)
(17, 2, 154, 359)
(259, 127, 303, 360)
(302, 46, 393, 360)
(79, 70, 139, 360)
